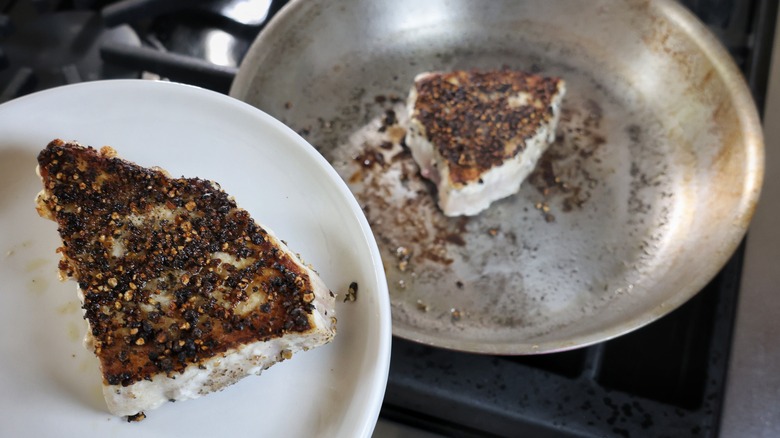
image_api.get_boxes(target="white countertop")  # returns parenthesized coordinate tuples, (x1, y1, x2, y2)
(720, 5, 780, 438)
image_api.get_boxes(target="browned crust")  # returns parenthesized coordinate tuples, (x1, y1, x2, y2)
(37, 139, 319, 386)
(411, 69, 563, 184)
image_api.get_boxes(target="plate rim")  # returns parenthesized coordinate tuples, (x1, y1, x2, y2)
(0, 79, 392, 437)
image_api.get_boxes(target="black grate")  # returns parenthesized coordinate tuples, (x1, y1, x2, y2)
(0, 0, 279, 97)
(383, 245, 746, 437)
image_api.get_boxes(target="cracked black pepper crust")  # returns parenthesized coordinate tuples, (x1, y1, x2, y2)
(37, 139, 319, 387)
(411, 69, 564, 184)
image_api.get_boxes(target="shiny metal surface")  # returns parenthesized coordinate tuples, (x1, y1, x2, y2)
(231, 0, 763, 354)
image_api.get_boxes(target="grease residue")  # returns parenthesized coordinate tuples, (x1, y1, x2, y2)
(67, 321, 81, 342)
(5, 240, 33, 257)
(25, 258, 51, 272)
(28, 276, 49, 294)
(58, 301, 80, 315)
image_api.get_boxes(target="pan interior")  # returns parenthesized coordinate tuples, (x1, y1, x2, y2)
(231, 0, 758, 353)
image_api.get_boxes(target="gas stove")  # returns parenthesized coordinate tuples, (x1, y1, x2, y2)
(2, 1, 776, 437)
(0, 0, 277, 98)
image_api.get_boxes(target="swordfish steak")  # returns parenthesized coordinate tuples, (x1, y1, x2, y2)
(405, 69, 566, 216)
(35, 139, 336, 417)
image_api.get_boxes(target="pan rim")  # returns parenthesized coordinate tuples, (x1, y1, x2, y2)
(230, 0, 764, 355)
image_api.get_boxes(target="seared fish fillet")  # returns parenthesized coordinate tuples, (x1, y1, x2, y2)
(405, 70, 566, 216)
(35, 139, 336, 417)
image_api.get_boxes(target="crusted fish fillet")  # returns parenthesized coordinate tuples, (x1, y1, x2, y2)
(405, 70, 566, 216)
(35, 139, 336, 417)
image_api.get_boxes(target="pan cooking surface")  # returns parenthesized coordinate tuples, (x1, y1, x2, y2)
(322, 52, 675, 351)
(231, 0, 761, 353)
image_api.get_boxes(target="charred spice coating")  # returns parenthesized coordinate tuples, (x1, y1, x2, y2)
(126, 412, 146, 422)
(412, 69, 563, 185)
(343, 281, 358, 303)
(36, 140, 319, 387)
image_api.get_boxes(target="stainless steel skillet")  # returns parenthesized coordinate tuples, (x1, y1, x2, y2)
(230, 0, 763, 354)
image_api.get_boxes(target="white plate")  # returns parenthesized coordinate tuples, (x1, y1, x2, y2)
(0, 80, 391, 437)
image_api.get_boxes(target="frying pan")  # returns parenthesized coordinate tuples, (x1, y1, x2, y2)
(230, 0, 763, 354)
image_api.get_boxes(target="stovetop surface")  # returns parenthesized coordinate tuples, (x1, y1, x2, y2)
(1, 1, 775, 437)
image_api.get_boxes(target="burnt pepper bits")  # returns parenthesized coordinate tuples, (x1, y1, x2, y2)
(37, 139, 317, 387)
